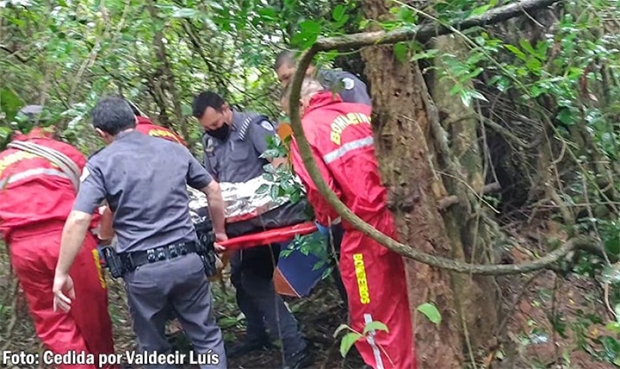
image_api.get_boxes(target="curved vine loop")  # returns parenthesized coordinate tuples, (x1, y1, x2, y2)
(285, 0, 592, 276)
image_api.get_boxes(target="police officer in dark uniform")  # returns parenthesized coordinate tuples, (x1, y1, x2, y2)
(52, 96, 228, 369)
(274, 49, 372, 106)
(192, 91, 310, 369)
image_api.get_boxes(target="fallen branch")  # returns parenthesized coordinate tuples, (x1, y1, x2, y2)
(287, 0, 580, 276)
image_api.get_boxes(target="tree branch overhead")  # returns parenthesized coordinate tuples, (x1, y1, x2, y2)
(286, 0, 585, 276)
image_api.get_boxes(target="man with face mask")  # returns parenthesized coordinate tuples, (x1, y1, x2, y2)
(0, 106, 118, 369)
(284, 79, 416, 369)
(192, 91, 311, 369)
(52, 96, 229, 369)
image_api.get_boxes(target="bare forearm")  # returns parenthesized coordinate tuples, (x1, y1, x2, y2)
(98, 206, 114, 241)
(56, 212, 91, 275)
(203, 182, 226, 235)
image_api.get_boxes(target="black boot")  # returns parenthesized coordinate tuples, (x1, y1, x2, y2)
(226, 334, 274, 358)
(282, 346, 313, 369)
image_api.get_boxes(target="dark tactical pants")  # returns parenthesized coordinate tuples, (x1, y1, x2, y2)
(230, 244, 306, 362)
(123, 253, 227, 369)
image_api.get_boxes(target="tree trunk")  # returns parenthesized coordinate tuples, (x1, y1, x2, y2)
(359, 3, 464, 368)
(432, 34, 501, 352)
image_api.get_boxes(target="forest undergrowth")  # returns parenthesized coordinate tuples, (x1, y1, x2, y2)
(3, 0, 620, 368)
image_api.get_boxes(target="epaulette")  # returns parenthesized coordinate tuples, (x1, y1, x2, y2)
(88, 146, 105, 160)
(239, 114, 271, 141)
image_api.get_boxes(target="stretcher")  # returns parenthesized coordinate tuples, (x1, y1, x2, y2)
(215, 221, 328, 298)
(216, 221, 318, 249)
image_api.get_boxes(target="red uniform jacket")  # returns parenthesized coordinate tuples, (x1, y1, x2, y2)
(0, 128, 100, 241)
(289, 92, 386, 228)
(135, 116, 186, 146)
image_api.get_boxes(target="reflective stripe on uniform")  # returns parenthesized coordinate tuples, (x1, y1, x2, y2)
(364, 313, 386, 369)
(0, 167, 71, 188)
(323, 136, 374, 164)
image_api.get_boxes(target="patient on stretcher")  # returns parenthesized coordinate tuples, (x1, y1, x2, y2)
(187, 175, 311, 238)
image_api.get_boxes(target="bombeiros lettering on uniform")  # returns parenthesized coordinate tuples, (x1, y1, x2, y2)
(0, 151, 39, 176)
(42, 350, 96, 366)
(2, 351, 40, 366)
(353, 253, 371, 304)
(148, 128, 182, 143)
(329, 112, 371, 145)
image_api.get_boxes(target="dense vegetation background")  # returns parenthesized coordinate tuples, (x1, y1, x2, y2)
(3, 0, 620, 368)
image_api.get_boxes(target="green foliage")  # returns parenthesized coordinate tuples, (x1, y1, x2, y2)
(417, 302, 442, 325)
(258, 135, 308, 205)
(334, 320, 389, 358)
(5, 0, 620, 365)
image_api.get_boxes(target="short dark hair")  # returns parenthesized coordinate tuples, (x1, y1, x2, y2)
(274, 50, 297, 71)
(90, 96, 136, 136)
(192, 92, 226, 118)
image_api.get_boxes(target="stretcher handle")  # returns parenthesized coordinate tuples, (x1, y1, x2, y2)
(217, 221, 318, 250)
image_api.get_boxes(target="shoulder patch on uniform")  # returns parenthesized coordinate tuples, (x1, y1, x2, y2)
(342, 77, 355, 90)
(259, 121, 274, 131)
(80, 167, 90, 183)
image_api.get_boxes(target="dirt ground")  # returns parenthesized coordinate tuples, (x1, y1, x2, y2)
(0, 240, 618, 369)
(0, 254, 367, 369)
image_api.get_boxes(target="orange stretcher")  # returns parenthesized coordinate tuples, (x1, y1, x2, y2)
(211, 124, 326, 297)
(217, 221, 318, 250)
(214, 221, 322, 297)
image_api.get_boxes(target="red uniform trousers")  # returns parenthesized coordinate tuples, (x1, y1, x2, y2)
(8, 222, 116, 369)
(339, 211, 416, 369)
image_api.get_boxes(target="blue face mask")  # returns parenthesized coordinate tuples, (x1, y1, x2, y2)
(205, 123, 230, 141)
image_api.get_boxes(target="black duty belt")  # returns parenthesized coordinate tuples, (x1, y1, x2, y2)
(120, 241, 197, 271)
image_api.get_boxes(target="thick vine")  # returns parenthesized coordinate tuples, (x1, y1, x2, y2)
(285, 0, 598, 276)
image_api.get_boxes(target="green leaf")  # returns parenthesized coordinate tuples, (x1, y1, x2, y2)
(256, 184, 270, 195)
(411, 49, 439, 61)
(525, 57, 542, 73)
(469, 90, 488, 103)
(332, 4, 345, 21)
(460, 90, 472, 108)
(557, 109, 576, 126)
(257, 7, 278, 20)
(393, 43, 408, 63)
(363, 321, 389, 335)
(471, 5, 490, 16)
(417, 302, 442, 325)
(396, 7, 416, 24)
(299, 19, 321, 34)
(0, 127, 12, 140)
(505, 44, 526, 61)
(333, 323, 351, 338)
(519, 39, 537, 57)
(340, 332, 363, 357)
(270, 184, 280, 200)
(605, 234, 620, 255)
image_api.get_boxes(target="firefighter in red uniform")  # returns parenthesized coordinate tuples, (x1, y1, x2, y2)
(285, 81, 416, 369)
(0, 106, 117, 369)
